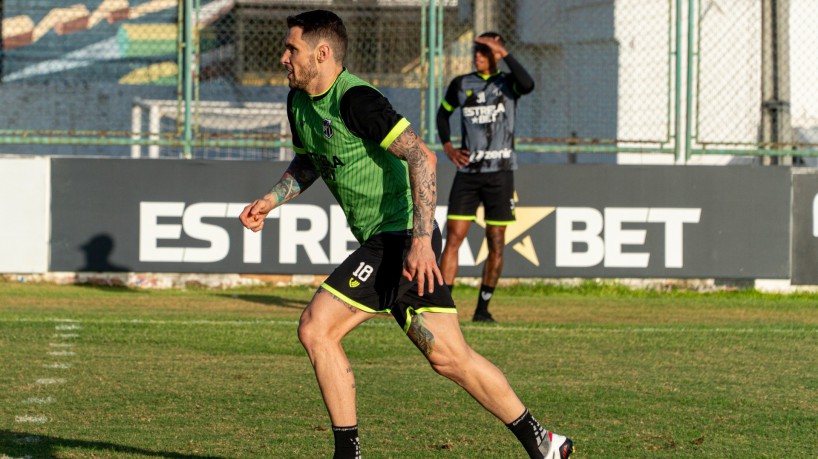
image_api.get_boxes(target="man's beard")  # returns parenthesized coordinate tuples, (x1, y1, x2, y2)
(290, 57, 319, 90)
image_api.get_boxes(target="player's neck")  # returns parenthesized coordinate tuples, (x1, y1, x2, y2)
(306, 65, 344, 96)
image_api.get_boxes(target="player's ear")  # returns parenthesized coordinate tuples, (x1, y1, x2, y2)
(316, 43, 331, 63)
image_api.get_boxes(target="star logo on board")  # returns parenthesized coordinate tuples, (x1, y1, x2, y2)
(472, 206, 555, 266)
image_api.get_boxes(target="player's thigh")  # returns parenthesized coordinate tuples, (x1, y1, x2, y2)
(480, 171, 516, 224)
(447, 173, 482, 220)
(299, 289, 374, 344)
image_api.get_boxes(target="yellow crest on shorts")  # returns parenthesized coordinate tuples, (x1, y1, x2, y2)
(348, 278, 360, 288)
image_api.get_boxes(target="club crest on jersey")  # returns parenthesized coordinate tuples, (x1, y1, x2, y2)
(322, 119, 334, 139)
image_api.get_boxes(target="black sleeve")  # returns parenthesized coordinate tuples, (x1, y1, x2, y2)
(436, 78, 461, 144)
(339, 86, 405, 143)
(503, 54, 535, 96)
(286, 90, 304, 150)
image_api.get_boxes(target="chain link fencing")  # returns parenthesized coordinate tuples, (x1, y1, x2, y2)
(694, 0, 818, 161)
(442, 0, 676, 163)
(1, 0, 816, 161)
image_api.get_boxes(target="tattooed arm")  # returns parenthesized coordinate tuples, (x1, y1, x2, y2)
(388, 127, 444, 295)
(239, 154, 319, 233)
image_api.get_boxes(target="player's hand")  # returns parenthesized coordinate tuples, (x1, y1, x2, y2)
(239, 197, 274, 232)
(443, 142, 470, 169)
(402, 238, 444, 296)
(474, 35, 508, 59)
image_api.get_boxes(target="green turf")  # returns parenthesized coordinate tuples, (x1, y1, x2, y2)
(1, 281, 816, 458)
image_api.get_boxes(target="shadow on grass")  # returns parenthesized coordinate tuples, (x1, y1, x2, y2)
(219, 293, 308, 310)
(0, 429, 225, 458)
(71, 283, 143, 294)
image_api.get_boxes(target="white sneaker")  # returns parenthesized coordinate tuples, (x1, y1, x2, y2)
(540, 431, 574, 459)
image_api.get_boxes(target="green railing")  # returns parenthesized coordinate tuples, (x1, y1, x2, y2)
(0, 1, 816, 161)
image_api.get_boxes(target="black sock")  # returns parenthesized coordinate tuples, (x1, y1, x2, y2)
(506, 409, 547, 459)
(475, 284, 495, 315)
(332, 425, 360, 459)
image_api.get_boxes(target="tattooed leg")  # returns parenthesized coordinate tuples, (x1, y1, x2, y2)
(298, 289, 371, 427)
(407, 311, 527, 424)
(407, 312, 435, 357)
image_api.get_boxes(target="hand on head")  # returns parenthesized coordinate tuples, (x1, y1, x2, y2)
(474, 35, 508, 59)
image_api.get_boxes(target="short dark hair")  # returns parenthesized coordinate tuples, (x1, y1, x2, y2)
(475, 31, 504, 56)
(478, 31, 504, 44)
(287, 10, 348, 64)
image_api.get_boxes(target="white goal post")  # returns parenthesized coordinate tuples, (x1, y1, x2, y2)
(130, 98, 291, 159)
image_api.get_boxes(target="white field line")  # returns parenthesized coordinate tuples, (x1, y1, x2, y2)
(47, 350, 76, 356)
(14, 415, 48, 424)
(35, 378, 66, 385)
(52, 333, 80, 338)
(43, 363, 72, 369)
(21, 397, 55, 405)
(54, 324, 82, 330)
(49, 342, 75, 347)
(1, 317, 815, 334)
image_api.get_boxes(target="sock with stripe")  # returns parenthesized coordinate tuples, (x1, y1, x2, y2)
(506, 408, 547, 459)
(332, 425, 361, 459)
(475, 284, 495, 315)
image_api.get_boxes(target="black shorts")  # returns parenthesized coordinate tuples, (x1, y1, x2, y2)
(321, 226, 457, 331)
(447, 171, 516, 225)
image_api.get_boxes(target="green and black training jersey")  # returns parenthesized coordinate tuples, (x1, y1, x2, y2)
(287, 69, 413, 243)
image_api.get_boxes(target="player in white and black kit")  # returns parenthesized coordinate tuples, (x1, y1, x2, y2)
(437, 32, 535, 322)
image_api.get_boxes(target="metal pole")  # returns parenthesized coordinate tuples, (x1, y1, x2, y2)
(182, 0, 194, 158)
(1, 0, 5, 82)
(761, 0, 792, 165)
(474, 0, 497, 33)
(437, 0, 444, 104)
(673, 0, 683, 163)
(426, 0, 437, 144)
(685, 0, 695, 161)
(420, 0, 427, 141)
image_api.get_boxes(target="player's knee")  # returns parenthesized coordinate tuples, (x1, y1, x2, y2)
(429, 358, 455, 380)
(444, 233, 466, 248)
(427, 350, 469, 383)
(297, 315, 321, 351)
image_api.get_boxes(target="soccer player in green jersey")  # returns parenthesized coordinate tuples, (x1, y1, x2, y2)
(239, 10, 572, 459)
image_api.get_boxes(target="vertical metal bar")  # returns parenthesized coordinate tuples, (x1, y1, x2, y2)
(437, 0, 444, 105)
(193, 0, 201, 141)
(182, 0, 194, 158)
(694, 0, 703, 147)
(131, 104, 142, 158)
(665, 0, 674, 146)
(685, 0, 695, 160)
(420, 0, 427, 142)
(149, 106, 161, 158)
(426, 0, 437, 144)
(0, 0, 5, 82)
(673, 0, 683, 163)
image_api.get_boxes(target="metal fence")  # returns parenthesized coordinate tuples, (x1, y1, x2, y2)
(1, 0, 816, 161)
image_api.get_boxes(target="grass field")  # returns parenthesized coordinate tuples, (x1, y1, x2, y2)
(1, 280, 817, 458)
